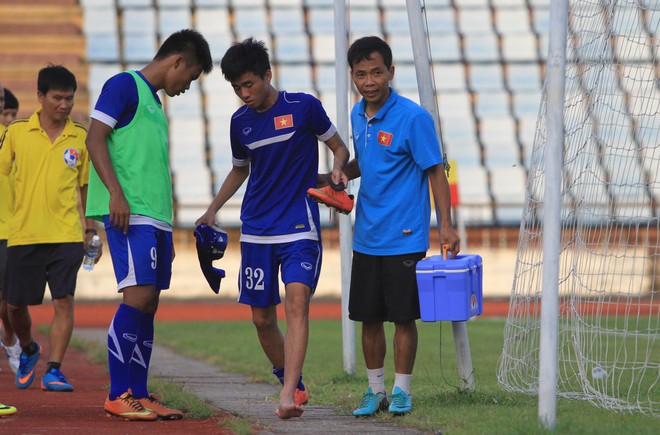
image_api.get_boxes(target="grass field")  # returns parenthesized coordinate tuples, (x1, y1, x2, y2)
(155, 318, 660, 434)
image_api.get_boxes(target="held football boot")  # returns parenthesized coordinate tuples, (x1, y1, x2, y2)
(307, 177, 354, 214)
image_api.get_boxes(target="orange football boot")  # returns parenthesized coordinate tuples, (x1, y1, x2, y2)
(307, 184, 354, 214)
(104, 390, 158, 421)
(139, 393, 184, 420)
(295, 388, 309, 406)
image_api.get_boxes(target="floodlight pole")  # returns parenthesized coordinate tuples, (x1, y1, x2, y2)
(406, 0, 474, 392)
(538, 0, 568, 430)
(334, 0, 356, 375)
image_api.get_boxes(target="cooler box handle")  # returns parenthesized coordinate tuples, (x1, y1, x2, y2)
(442, 244, 450, 260)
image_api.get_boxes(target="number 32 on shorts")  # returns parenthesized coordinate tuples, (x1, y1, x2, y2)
(244, 267, 265, 290)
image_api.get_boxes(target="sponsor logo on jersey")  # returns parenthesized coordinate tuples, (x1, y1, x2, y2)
(242, 127, 252, 136)
(301, 262, 313, 270)
(63, 148, 79, 167)
(377, 131, 393, 146)
(274, 114, 294, 130)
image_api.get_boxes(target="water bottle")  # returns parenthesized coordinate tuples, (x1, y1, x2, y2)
(83, 235, 101, 271)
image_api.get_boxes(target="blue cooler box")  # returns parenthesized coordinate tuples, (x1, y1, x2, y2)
(416, 254, 483, 322)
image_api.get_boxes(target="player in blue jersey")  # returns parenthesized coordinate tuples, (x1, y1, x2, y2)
(339, 36, 461, 416)
(196, 37, 349, 419)
(85, 29, 213, 421)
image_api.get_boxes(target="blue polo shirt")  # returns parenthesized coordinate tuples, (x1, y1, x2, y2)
(351, 88, 443, 255)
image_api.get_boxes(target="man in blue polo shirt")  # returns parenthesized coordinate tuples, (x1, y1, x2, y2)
(342, 36, 460, 416)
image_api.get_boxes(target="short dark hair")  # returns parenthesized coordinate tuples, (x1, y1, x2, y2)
(155, 29, 213, 74)
(38, 65, 77, 95)
(3, 88, 18, 111)
(220, 37, 270, 82)
(347, 36, 393, 70)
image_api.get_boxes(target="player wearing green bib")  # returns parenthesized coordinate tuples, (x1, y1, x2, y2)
(85, 30, 213, 422)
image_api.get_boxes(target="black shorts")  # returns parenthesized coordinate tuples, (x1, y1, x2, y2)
(348, 250, 425, 323)
(5, 243, 84, 306)
(0, 239, 7, 293)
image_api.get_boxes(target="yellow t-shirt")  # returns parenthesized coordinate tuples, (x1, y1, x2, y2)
(0, 111, 89, 246)
(0, 124, 13, 240)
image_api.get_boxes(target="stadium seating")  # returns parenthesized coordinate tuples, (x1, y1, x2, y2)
(0, 1, 89, 122)
(76, 0, 563, 227)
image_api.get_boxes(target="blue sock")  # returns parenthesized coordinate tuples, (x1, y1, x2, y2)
(108, 304, 144, 400)
(273, 366, 285, 384)
(272, 366, 305, 391)
(130, 312, 154, 398)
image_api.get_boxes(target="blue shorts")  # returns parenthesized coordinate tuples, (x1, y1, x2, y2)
(238, 239, 322, 307)
(104, 217, 173, 291)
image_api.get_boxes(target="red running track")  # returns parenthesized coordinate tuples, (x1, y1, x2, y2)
(28, 299, 513, 327)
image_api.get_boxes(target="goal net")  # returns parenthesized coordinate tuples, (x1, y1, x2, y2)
(498, 0, 659, 416)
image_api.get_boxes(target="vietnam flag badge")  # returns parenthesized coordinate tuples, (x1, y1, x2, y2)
(377, 131, 393, 146)
(274, 114, 294, 130)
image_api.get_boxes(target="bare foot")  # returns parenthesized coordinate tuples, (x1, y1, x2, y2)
(275, 403, 304, 419)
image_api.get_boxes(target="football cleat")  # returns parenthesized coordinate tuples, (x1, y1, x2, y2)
(0, 402, 17, 417)
(41, 368, 74, 392)
(139, 393, 183, 420)
(307, 183, 354, 214)
(15, 342, 41, 389)
(353, 387, 389, 417)
(104, 390, 158, 421)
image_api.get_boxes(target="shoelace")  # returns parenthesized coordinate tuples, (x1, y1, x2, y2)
(121, 393, 147, 411)
(18, 354, 30, 375)
(48, 370, 68, 383)
(358, 391, 379, 408)
(389, 392, 407, 407)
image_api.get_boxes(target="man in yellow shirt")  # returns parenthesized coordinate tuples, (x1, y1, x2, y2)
(0, 82, 21, 375)
(0, 66, 102, 392)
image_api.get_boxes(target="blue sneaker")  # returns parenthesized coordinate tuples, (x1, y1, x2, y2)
(353, 387, 388, 417)
(41, 368, 74, 392)
(15, 342, 41, 389)
(388, 386, 412, 415)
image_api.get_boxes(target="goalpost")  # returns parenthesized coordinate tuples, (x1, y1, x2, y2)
(498, 0, 660, 427)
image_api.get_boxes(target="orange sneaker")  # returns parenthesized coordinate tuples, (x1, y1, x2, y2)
(307, 185, 354, 214)
(104, 390, 158, 421)
(295, 388, 309, 406)
(139, 393, 183, 420)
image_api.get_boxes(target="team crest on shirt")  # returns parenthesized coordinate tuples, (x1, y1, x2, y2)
(274, 114, 294, 130)
(63, 148, 79, 167)
(242, 127, 252, 136)
(377, 131, 393, 147)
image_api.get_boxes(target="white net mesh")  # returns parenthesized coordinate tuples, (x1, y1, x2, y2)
(498, 0, 659, 416)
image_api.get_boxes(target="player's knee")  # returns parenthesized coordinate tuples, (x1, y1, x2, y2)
(252, 311, 277, 331)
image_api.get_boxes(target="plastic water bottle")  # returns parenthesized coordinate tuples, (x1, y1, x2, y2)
(83, 235, 101, 271)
